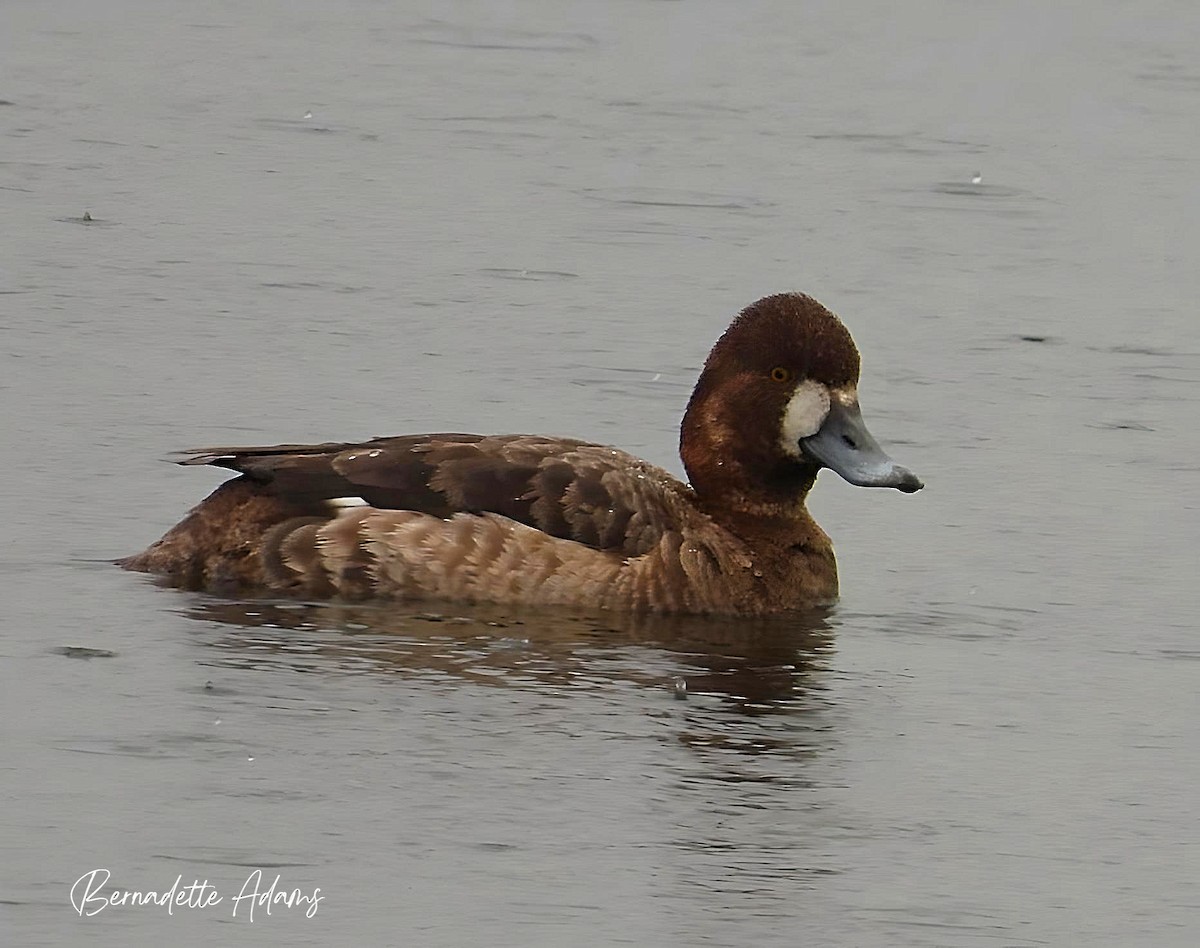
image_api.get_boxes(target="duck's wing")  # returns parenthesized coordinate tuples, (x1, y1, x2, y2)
(173, 433, 696, 559)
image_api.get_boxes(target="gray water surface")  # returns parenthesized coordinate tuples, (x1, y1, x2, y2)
(3, 1, 1198, 946)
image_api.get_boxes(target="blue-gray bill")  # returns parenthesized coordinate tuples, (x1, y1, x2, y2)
(800, 399, 923, 492)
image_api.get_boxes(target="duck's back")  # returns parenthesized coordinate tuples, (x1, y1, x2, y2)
(120, 433, 718, 604)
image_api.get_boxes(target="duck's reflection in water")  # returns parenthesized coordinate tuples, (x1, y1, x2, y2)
(182, 596, 837, 717)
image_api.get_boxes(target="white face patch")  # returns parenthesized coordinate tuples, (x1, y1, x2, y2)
(778, 380, 832, 457)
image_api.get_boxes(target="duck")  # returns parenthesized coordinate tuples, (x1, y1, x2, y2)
(120, 292, 922, 615)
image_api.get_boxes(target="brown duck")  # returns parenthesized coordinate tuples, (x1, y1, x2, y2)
(121, 293, 923, 615)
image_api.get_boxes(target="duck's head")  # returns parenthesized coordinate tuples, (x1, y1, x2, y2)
(681, 293, 922, 514)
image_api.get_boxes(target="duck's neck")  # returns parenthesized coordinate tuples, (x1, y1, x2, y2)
(680, 395, 823, 546)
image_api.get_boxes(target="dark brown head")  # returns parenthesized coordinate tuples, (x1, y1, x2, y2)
(680, 293, 922, 517)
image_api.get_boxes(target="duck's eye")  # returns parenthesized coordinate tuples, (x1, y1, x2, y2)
(770, 366, 792, 383)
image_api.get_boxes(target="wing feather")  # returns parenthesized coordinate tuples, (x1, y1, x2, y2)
(174, 433, 698, 558)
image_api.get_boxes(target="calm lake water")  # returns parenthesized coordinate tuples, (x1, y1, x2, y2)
(3, 1, 1198, 945)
